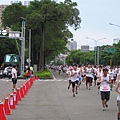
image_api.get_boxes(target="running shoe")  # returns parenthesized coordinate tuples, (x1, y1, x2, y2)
(117, 118, 120, 120)
(105, 104, 108, 107)
(102, 106, 105, 111)
(73, 93, 75, 97)
(76, 91, 78, 94)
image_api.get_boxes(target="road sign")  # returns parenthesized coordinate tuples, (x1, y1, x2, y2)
(9, 31, 20, 38)
(106, 47, 116, 53)
(81, 45, 89, 52)
(2, 30, 7, 35)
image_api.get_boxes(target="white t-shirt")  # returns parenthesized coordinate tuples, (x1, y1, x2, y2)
(11, 68, 17, 78)
(70, 70, 79, 82)
(109, 70, 114, 79)
(100, 74, 110, 92)
(86, 67, 93, 77)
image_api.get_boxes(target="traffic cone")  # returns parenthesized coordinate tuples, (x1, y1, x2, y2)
(35, 74, 38, 80)
(10, 93, 16, 109)
(0, 101, 6, 120)
(22, 85, 26, 96)
(25, 81, 29, 93)
(13, 90, 18, 105)
(4, 97, 12, 115)
(24, 84, 27, 96)
(16, 88, 21, 101)
(20, 86, 24, 98)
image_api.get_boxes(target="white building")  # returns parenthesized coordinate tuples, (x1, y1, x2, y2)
(66, 41, 77, 51)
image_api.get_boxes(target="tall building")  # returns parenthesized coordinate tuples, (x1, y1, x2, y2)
(66, 41, 77, 51)
(0, 4, 8, 29)
(113, 38, 120, 44)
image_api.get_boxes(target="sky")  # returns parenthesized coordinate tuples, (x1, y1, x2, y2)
(1, 0, 120, 49)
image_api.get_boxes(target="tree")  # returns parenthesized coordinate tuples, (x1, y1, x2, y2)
(26, 0, 81, 70)
(2, 2, 26, 30)
(1, 0, 81, 70)
(66, 50, 94, 65)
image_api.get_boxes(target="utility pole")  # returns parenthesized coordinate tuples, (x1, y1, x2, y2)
(86, 37, 106, 65)
(28, 29, 31, 66)
(21, 17, 26, 75)
(97, 46, 100, 65)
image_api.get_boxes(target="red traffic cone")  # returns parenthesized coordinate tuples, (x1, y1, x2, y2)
(20, 86, 24, 98)
(0, 101, 6, 120)
(25, 81, 29, 93)
(23, 84, 27, 96)
(17, 88, 21, 101)
(13, 90, 18, 105)
(35, 74, 38, 80)
(4, 97, 12, 115)
(10, 93, 16, 109)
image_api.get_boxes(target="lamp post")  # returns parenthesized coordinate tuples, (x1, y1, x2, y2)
(86, 37, 106, 65)
(109, 23, 120, 27)
(21, 17, 26, 75)
(28, 29, 31, 67)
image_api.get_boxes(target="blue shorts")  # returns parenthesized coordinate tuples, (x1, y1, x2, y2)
(79, 77, 82, 81)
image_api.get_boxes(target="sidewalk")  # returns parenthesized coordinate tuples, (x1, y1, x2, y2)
(0, 78, 27, 100)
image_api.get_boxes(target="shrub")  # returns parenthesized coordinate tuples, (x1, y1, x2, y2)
(34, 69, 52, 78)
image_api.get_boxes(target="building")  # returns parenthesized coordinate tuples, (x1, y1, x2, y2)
(66, 40, 77, 51)
(113, 38, 120, 44)
(0, 4, 8, 29)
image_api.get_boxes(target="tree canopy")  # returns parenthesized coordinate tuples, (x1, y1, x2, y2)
(1, 0, 81, 70)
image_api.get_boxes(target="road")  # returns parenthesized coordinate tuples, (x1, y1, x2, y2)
(0, 70, 118, 120)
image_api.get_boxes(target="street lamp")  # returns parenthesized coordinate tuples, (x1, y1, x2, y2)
(86, 37, 106, 65)
(21, 17, 26, 75)
(109, 23, 120, 27)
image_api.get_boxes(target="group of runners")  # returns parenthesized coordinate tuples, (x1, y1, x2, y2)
(49, 64, 120, 119)
(57, 64, 120, 120)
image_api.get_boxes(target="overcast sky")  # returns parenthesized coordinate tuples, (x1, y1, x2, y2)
(1, 0, 120, 49)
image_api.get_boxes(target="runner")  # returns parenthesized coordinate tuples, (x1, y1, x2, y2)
(81, 65, 86, 84)
(93, 65, 98, 86)
(97, 68, 111, 111)
(77, 65, 82, 89)
(70, 64, 79, 97)
(85, 64, 93, 90)
(67, 66, 72, 89)
(96, 66, 103, 94)
(58, 65, 62, 74)
(115, 74, 120, 120)
(109, 67, 114, 91)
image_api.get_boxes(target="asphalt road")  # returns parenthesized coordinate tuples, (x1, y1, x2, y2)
(0, 70, 118, 120)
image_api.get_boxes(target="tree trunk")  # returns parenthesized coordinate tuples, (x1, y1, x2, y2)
(39, 22, 45, 71)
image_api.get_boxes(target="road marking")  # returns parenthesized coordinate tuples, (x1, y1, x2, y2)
(0, 78, 68, 82)
(0, 79, 26, 82)
(38, 79, 68, 82)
